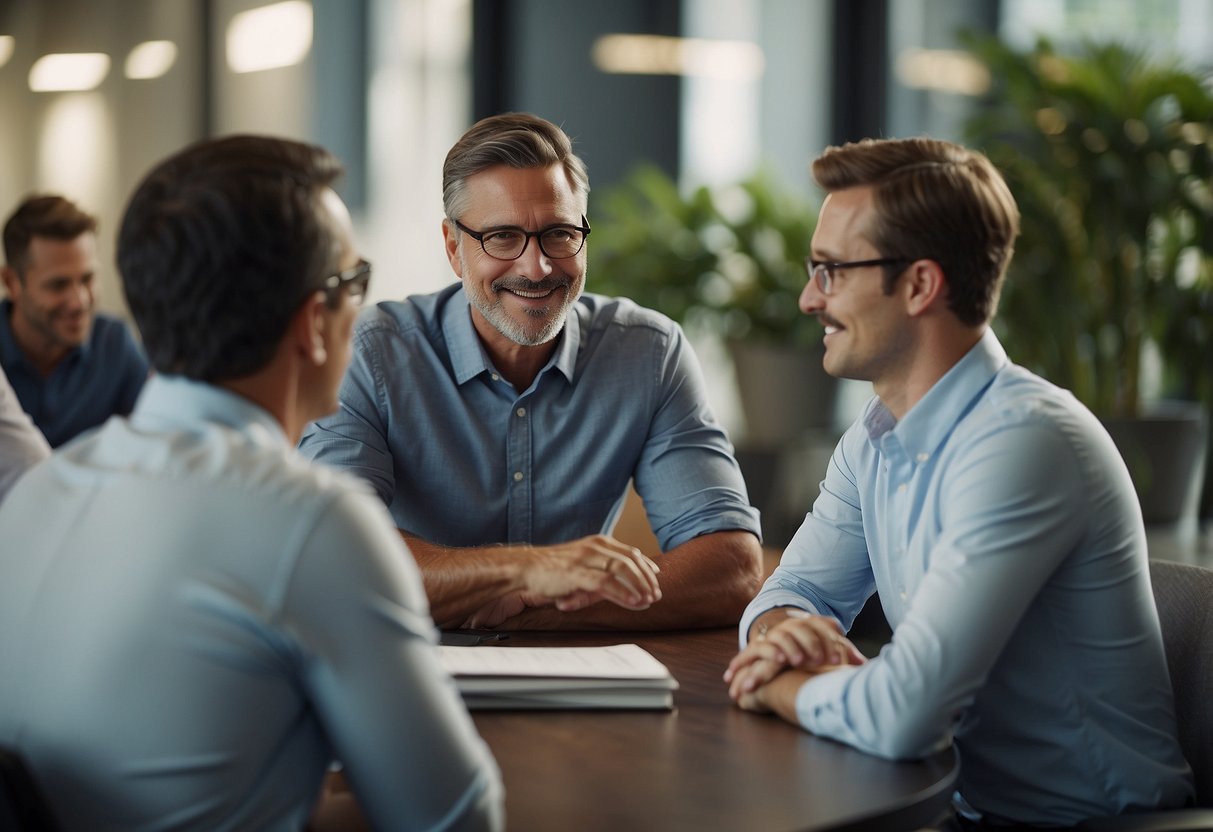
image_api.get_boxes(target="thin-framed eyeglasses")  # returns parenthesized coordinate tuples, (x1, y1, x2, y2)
(804, 257, 913, 296)
(453, 216, 591, 261)
(322, 258, 372, 305)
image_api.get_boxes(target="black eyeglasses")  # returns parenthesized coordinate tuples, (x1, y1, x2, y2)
(453, 216, 591, 261)
(805, 257, 913, 296)
(322, 258, 372, 305)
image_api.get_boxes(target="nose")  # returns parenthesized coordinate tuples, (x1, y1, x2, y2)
(67, 282, 93, 313)
(514, 235, 554, 278)
(799, 272, 825, 315)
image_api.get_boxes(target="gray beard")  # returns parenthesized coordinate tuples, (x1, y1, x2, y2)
(459, 251, 582, 346)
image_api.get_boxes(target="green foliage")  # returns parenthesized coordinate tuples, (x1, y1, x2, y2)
(587, 164, 823, 347)
(963, 34, 1213, 417)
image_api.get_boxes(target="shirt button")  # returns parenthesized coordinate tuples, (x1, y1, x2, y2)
(897, 483, 907, 493)
(916, 452, 929, 462)
(491, 373, 501, 381)
(516, 407, 527, 418)
(513, 471, 524, 482)
(899, 589, 907, 601)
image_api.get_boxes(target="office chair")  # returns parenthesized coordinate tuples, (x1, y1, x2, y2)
(0, 746, 62, 832)
(1079, 559, 1213, 831)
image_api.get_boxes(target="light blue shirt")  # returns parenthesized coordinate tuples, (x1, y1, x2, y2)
(299, 284, 760, 550)
(0, 375, 502, 832)
(741, 330, 1193, 824)
(0, 300, 149, 448)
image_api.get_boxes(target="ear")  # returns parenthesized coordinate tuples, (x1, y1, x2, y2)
(902, 258, 949, 318)
(1, 266, 20, 299)
(441, 219, 463, 280)
(292, 292, 328, 367)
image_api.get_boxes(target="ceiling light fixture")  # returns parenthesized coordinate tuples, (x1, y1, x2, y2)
(125, 40, 178, 80)
(592, 34, 764, 81)
(226, 0, 313, 73)
(29, 52, 111, 92)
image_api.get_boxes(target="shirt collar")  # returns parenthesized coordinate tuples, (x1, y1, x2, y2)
(131, 374, 289, 450)
(442, 288, 581, 387)
(865, 328, 1008, 459)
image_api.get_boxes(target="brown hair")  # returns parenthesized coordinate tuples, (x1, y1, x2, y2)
(812, 137, 1020, 326)
(3, 195, 98, 278)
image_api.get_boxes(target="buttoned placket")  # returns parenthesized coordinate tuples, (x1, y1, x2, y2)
(881, 433, 916, 609)
(504, 381, 534, 543)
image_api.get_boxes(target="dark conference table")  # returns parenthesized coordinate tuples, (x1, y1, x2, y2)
(467, 627, 958, 832)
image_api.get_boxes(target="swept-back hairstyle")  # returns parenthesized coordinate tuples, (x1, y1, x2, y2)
(442, 112, 590, 221)
(812, 137, 1020, 326)
(117, 134, 344, 382)
(3, 195, 97, 277)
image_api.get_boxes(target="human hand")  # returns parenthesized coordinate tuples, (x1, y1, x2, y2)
(723, 610, 865, 701)
(521, 535, 662, 613)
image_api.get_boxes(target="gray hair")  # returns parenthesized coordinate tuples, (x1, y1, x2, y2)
(442, 112, 589, 221)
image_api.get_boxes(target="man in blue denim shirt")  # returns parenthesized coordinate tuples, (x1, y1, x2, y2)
(725, 137, 1193, 826)
(301, 113, 763, 630)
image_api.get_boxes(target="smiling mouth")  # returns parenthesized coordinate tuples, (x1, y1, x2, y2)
(505, 286, 557, 300)
(494, 279, 568, 301)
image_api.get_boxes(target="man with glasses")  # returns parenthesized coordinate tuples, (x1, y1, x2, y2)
(725, 137, 1192, 826)
(301, 112, 763, 630)
(0, 135, 502, 831)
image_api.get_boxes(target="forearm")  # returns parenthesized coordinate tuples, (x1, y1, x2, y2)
(758, 669, 813, 725)
(401, 533, 529, 628)
(501, 531, 763, 630)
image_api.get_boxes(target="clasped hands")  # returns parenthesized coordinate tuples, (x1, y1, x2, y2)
(463, 535, 662, 628)
(724, 609, 867, 715)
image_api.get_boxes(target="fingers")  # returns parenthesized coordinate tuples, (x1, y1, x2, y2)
(523, 536, 663, 611)
(723, 637, 786, 682)
(744, 613, 868, 671)
(727, 657, 786, 706)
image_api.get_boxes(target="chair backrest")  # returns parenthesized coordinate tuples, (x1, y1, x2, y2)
(1149, 559, 1213, 807)
(0, 746, 62, 832)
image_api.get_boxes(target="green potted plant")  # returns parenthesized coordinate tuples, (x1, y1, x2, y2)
(963, 34, 1213, 522)
(588, 164, 836, 448)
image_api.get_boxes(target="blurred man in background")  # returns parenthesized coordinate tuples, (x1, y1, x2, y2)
(1, 194, 148, 447)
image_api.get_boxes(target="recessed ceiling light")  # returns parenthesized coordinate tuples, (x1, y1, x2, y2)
(125, 40, 178, 80)
(29, 53, 111, 92)
(226, 1, 313, 73)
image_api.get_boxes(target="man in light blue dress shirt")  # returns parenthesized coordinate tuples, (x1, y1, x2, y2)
(0, 136, 502, 831)
(301, 113, 763, 631)
(725, 137, 1193, 826)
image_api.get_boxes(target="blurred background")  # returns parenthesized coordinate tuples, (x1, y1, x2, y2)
(2, 0, 1211, 548)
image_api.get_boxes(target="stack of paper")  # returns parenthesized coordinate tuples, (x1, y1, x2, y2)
(437, 643, 679, 710)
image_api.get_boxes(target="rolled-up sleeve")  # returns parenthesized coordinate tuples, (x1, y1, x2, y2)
(632, 325, 761, 551)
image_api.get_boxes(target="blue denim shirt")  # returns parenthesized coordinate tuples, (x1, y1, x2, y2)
(300, 285, 760, 550)
(742, 329, 1193, 823)
(0, 300, 149, 447)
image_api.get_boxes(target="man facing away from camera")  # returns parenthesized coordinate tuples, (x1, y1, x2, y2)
(725, 136, 1193, 827)
(301, 112, 764, 631)
(0, 135, 502, 832)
